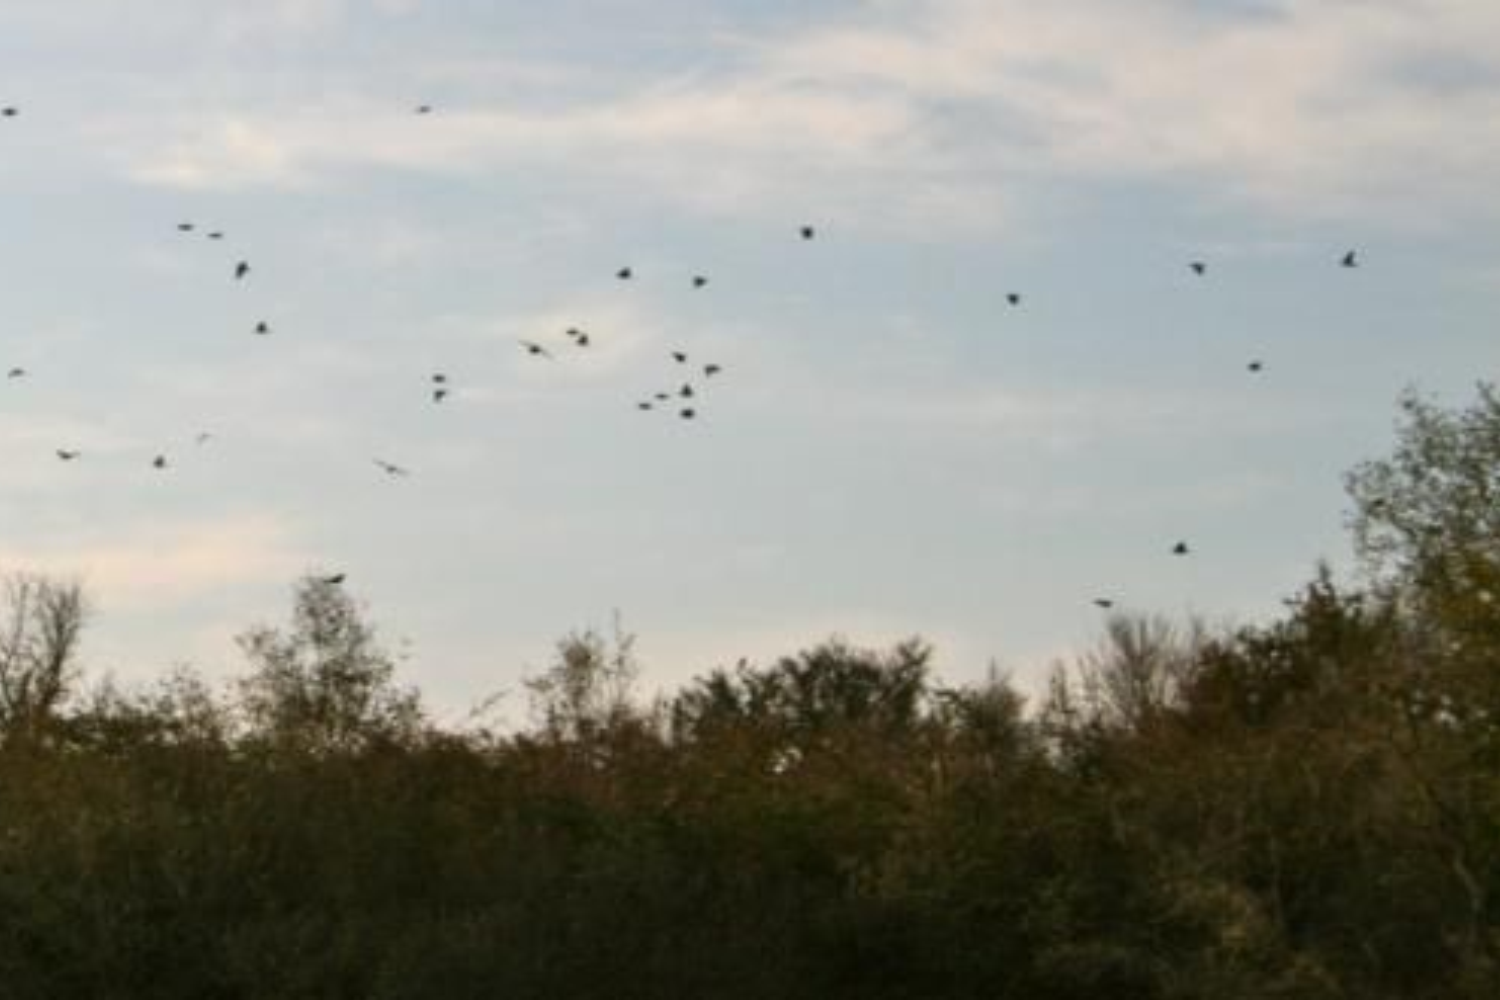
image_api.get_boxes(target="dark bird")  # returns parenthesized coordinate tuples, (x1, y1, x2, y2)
(152, 455, 168, 470)
(56, 449, 80, 461)
(519, 340, 552, 359)
(7, 367, 25, 379)
(1247, 360, 1264, 373)
(679, 384, 695, 399)
(679, 408, 696, 420)
(671, 351, 688, 364)
(207, 231, 224, 240)
(234, 261, 250, 280)
(1190, 261, 1207, 275)
(373, 459, 409, 477)
(1006, 293, 1022, 306)
(177, 222, 195, 232)
(320, 573, 347, 585)
(617, 267, 633, 280)
(800, 225, 816, 240)
(1, 108, 17, 118)
(433, 388, 449, 403)
(253, 321, 270, 336)
(1093, 599, 1115, 610)
(571, 331, 590, 348)
(431, 373, 448, 384)
(637, 401, 654, 411)
(704, 364, 722, 378)
(1172, 541, 1191, 556)
(692, 275, 709, 288)
(196, 432, 213, 445)
(654, 392, 671, 402)
(414, 105, 433, 115)
(1341, 249, 1359, 268)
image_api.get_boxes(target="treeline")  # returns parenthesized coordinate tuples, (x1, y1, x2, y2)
(0, 386, 1496, 999)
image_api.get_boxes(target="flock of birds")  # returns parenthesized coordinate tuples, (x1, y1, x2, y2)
(2, 102, 1366, 607)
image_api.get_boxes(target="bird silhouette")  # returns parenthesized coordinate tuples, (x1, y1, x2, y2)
(679, 408, 696, 420)
(800, 225, 816, 240)
(56, 449, 80, 461)
(692, 275, 709, 288)
(672, 351, 688, 364)
(432, 373, 448, 384)
(679, 384, 695, 399)
(1, 108, 17, 117)
(207, 231, 224, 240)
(1190, 261, 1207, 275)
(637, 401, 654, 411)
(6, 367, 25, 379)
(1006, 293, 1022, 306)
(1172, 542, 1191, 556)
(373, 459, 409, 477)
(152, 455, 168, 470)
(617, 267, 633, 280)
(1093, 599, 1115, 609)
(565, 328, 590, 348)
(519, 340, 552, 359)
(704, 364, 722, 378)
(196, 432, 213, 445)
(320, 573, 347, 585)
(414, 105, 433, 115)
(1247, 360, 1264, 373)
(177, 222, 195, 232)
(1341, 250, 1359, 268)
(234, 261, 250, 280)
(433, 388, 449, 403)
(253, 321, 270, 336)
(654, 392, 671, 402)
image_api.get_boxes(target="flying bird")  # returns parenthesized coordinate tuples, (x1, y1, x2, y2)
(414, 105, 433, 115)
(679, 408, 696, 420)
(152, 455, 168, 470)
(519, 340, 552, 359)
(565, 328, 590, 348)
(679, 384, 695, 399)
(800, 225, 816, 240)
(692, 276, 709, 289)
(703, 364, 722, 378)
(253, 321, 270, 336)
(1006, 293, 1022, 306)
(1093, 599, 1115, 610)
(177, 222, 195, 233)
(432, 373, 448, 384)
(1, 108, 17, 118)
(234, 261, 251, 280)
(6, 367, 25, 379)
(320, 573, 347, 585)
(654, 392, 671, 402)
(671, 351, 688, 364)
(617, 267, 633, 280)
(1247, 360, 1264, 373)
(1190, 261, 1207, 275)
(433, 388, 449, 403)
(1341, 250, 1359, 268)
(637, 401, 654, 411)
(196, 432, 213, 445)
(373, 459, 410, 477)
(207, 231, 225, 240)
(56, 449, 80, 462)
(1172, 542, 1191, 556)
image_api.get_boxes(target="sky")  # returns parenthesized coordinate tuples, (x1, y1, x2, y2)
(0, 0, 1497, 718)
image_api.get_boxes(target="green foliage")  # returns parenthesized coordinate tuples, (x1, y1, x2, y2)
(0, 388, 1496, 997)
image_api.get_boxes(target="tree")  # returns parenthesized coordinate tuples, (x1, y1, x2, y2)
(237, 576, 421, 752)
(0, 573, 87, 742)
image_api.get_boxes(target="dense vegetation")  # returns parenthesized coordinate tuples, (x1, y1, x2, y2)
(1, 386, 1496, 999)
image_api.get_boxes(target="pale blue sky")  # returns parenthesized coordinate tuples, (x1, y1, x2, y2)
(1, 0, 1497, 716)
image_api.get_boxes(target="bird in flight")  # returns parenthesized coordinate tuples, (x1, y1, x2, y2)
(152, 455, 168, 470)
(414, 105, 433, 115)
(1247, 360, 1264, 373)
(373, 459, 410, 477)
(177, 222, 195, 233)
(637, 401, 654, 411)
(704, 364, 722, 378)
(234, 261, 251, 280)
(1093, 598, 1115, 609)
(679, 408, 696, 420)
(320, 573, 347, 585)
(1006, 293, 1022, 306)
(253, 321, 270, 336)
(196, 432, 213, 445)
(207, 231, 224, 241)
(6, 367, 25, 379)
(800, 225, 816, 240)
(433, 387, 449, 404)
(519, 340, 552, 359)
(1341, 250, 1359, 268)
(56, 449, 80, 462)
(1, 108, 17, 118)
(679, 384, 695, 399)
(1172, 541, 1191, 556)
(672, 351, 688, 364)
(692, 276, 709, 289)
(617, 267, 633, 280)
(566, 328, 590, 348)
(1190, 261, 1207, 275)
